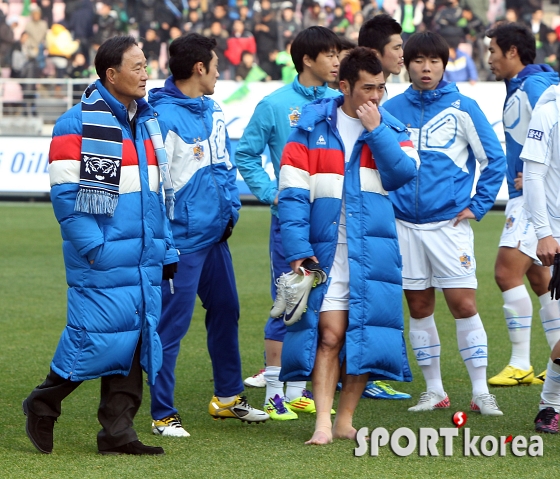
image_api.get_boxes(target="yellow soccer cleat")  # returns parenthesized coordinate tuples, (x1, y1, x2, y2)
(286, 390, 335, 415)
(488, 365, 534, 386)
(265, 394, 299, 420)
(533, 370, 546, 385)
(208, 395, 269, 423)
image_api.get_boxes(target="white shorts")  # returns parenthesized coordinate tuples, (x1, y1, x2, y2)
(396, 218, 478, 290)
(498, 195, 539, 262)
(320, 243, 350, 312)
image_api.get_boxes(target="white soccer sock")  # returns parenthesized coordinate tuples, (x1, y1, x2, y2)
(502, 285, 532, 370)
(539, 293, 560, 350)
(540, 359, 560, 413)
(217, 395, 237, 404)
(409, 315, 444, 396)
(264, 366, 284, 403)
(456, 314, 489, 397)
(285, 381, 306, 402)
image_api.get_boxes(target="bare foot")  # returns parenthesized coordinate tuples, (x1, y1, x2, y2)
(305, 430, 333, 445)
(333, 426, 357, 440)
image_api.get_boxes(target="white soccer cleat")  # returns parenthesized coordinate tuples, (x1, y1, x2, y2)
(471, 393, 503, 416)
(152, 414, 191, 437)
(270, 272, 301, 318)
(244, 369, 266, 388)
(408, 391, 450, 412)
(283, 270, 318, 326)
(208, 395, 269, 423)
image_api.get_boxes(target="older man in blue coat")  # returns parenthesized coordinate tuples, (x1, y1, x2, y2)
(22, 36, 178, 456)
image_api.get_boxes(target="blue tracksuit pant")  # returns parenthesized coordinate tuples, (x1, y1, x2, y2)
(150, 241, 243, 420)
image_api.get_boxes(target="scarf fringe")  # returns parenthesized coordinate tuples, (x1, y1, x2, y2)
(165, 194, 175, 221)
(75, 189, 119, 217)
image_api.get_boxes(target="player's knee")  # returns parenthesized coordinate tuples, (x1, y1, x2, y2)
(318, 327, 345, 352)
(451, 302, 478, 319)
(494, 262, 514, 291)
(407, 300, 435, 319)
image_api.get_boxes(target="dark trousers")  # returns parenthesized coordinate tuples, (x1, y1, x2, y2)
(25, 342, 143, 451)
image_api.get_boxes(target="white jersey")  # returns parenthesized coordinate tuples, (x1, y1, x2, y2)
(520, 85, 560, 240)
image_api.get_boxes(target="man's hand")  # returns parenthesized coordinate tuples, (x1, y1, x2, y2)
(162, 262, 178, 281)
(514, 172, 523, 191)
(219, 217, 234, 242)
(290, 256, 319, 274)
(537, 236, 560, 267)
(453, 208, 475, 226)
(356, 101, 381, 132)
(549, 254, 560, 299)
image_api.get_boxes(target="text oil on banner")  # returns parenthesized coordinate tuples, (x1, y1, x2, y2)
(0, 137, 51, 193)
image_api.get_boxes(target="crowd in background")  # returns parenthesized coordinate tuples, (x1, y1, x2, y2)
(0, 0, 559, 85)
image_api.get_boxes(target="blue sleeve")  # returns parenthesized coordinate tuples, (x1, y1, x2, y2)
(50, 113, 105, 257)
(235, 99, 278, 205)
(278, 128, 315, 263)
(365, 122, 418, 191)
(51, 183, 105, 257)
(464, 102, 506, 220)
(226, 127, 241, 225)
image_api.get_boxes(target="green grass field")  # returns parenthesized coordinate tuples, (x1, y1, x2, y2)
(0, 203, 558, 478)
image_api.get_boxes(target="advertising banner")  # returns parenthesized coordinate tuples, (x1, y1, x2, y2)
(0, 80, 508, 201)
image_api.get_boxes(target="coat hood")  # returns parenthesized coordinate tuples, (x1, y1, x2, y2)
(149, 76, 212, 115)
(506, 64, 559, 98)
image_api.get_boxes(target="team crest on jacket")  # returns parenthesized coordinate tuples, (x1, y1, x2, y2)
(288, 108, 301, 127)
(505, 215, 515, 229)
(193, 138, 204, 161)
(460, 252, 472, 268)
(83, 155, 120, 180)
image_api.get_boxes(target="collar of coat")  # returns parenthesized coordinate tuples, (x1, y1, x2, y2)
(94, 79, 153, 126)
(294, 94, 408, 138)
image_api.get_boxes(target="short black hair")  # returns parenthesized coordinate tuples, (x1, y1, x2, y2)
(358, 14, 402, 54)
(291, 26, 340, 73)
(95, 36, 138, 83)
(169, 33, 217, 80)
(339, 46, 383, 92)
(339, 37, 356, 52)
(486, 22, 536, 66)
(403, 32, 449, 69)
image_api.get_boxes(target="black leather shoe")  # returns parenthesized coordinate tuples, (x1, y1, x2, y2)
(22, 399, 55, 454)
(99, 440, 165, 456)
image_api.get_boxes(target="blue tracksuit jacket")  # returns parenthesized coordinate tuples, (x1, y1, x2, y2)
(384, 82, 506, 223)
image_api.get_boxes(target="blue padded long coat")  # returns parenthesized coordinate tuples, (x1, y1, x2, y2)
(47, 80, 178, 385)
(278, 95, 417, 382)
